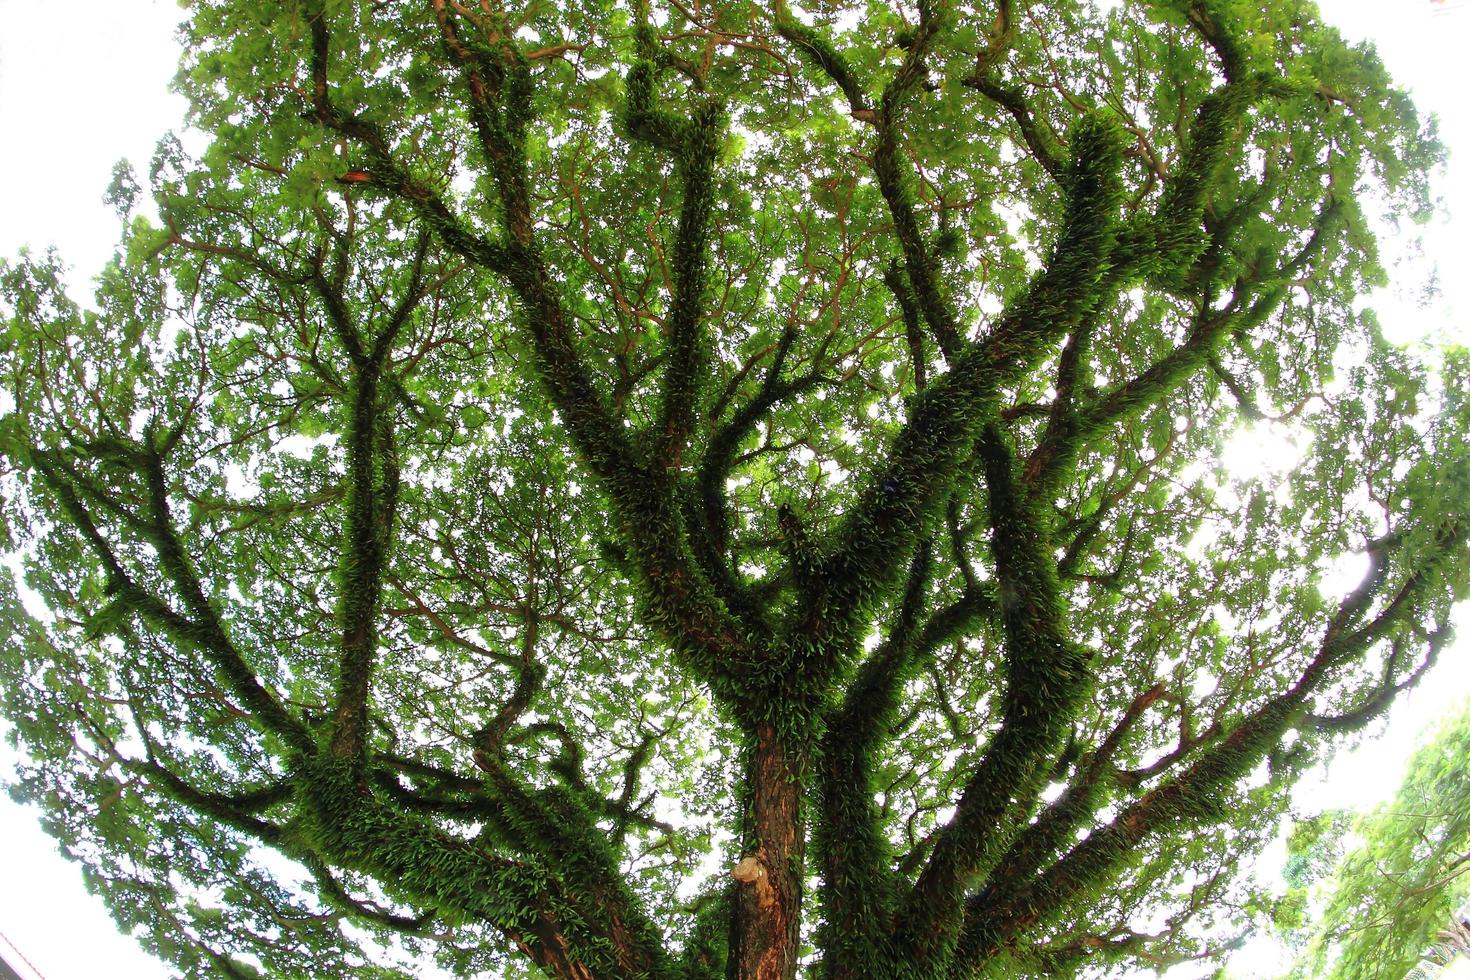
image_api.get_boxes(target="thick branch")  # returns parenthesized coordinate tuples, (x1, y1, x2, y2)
(656, 95, 723, 462)
(472, 752, 674, 977)
(298, 754, 638, 980)
(815, 542, 932, 976)
(326, 318, 400, 761)
(804, 116, 1124, 666)
(895, 426, 1091, 960)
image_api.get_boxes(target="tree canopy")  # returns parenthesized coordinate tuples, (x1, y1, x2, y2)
(1, 0, 1467, 977)
(1276, 699, 1470, 980)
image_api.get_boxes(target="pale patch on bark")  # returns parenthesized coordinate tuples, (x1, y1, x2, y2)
(732, 853, 779, 910)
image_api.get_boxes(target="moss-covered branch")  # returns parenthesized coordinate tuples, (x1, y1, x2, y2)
(1029, 196, 1341, 493)
(894, 426, 1092, 964)
(311, 2, 750, 693)
(324, 297, 400, 763)
(655, 95, 723, 462)
(686, 327, 823, 637)
(132, 755, 288, 847)
(814, 542, 932, 977)
(27, 449, 313, 752)
(961, 74, 1066, 181)
(472, 753, 675, 977)
(297, 753, 631, 978)
(797, 116, 1124, 673)
(776, 3, 961, 363)
(305, 10, 508, 273)
(952, 517, 1468, 973)
(300, 853, 437, 935)
(1306, 624, 1451, 734)
(620, 3, 727, 465)
(885, 260, 930, 390)
(951, 683, 1169, 963)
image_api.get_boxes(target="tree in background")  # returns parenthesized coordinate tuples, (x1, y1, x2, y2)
(1276, 701, 1470, 979)
(1, 0, 1467, 976)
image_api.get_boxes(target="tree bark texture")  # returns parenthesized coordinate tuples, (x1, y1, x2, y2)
(731, 724, 806, 980)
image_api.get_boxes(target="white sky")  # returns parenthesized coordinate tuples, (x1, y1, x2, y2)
(0, 1, 1466, 978)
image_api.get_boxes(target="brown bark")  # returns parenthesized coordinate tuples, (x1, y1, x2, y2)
(516, 921, 597, 980)
(730, 724, 806, 980)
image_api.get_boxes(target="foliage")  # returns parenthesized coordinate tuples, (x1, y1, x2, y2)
(1266, 807, 1352, 942)
(1287, 700, 1470, 979)
(1, 0, 1467, 976)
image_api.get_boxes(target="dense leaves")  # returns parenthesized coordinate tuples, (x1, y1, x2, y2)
(1280, 700, 1470, 979)
(0, 0, 1466, 977)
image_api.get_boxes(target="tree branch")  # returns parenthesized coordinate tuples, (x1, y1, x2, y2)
(895, 425, 1091, 960)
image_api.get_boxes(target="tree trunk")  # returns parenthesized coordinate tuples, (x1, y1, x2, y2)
(730, 723, 805, 980)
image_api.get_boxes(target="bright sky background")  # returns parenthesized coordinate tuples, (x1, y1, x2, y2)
(0, 1, 1466, 978)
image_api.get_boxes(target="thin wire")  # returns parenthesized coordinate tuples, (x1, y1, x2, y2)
(0, 924, 49, 980)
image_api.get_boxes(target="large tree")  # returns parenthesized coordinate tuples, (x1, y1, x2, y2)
(1, 0, 1466, 976)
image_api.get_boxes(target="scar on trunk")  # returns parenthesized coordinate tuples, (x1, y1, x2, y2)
(732, 853, 779, 910)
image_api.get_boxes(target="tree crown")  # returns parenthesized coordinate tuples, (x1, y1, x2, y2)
(1, 0, 1467, 977)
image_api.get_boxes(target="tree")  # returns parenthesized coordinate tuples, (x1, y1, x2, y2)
(1279, 700, 1470, 980)
(0, 0, 1466, 976)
